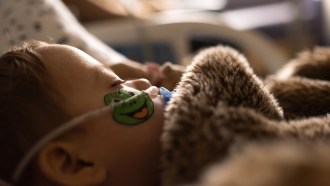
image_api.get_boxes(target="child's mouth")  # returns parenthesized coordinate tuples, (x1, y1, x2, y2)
(144, 86, 173, 106)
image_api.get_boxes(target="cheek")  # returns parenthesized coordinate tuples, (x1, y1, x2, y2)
(83, 113, 163, 162)
(82, 112, 164, 185)
(112, 111, 164, 164)
(125, 103, 164, 152)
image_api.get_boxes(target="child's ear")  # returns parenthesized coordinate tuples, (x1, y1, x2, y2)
(37, 141, 107, 185)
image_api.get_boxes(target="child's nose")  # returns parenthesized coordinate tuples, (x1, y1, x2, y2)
(124, 78, 152, 90)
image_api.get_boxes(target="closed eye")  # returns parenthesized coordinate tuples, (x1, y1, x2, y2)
(111, 79, 126, 88)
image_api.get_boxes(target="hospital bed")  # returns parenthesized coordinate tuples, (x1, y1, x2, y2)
(85, 10, 288, 74)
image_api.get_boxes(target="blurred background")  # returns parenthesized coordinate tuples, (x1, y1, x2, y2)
(62, 0, 327, 75)
(1, 0, 329, 76)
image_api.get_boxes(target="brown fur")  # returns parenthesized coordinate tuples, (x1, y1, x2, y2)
(160, 46, 330, 186)
(275, 47, 330, 81)
(201, 140, 330, 186)
(266, 77, 330, 119)
(266, 47, 330, 119)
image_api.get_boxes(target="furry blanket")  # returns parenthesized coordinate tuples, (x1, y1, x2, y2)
(160, 46, 330, 186)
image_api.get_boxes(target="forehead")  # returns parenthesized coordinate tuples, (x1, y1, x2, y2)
(36, 44, 101, 67)
(35, 44, 106, 86)
(35, 44, 107, 114)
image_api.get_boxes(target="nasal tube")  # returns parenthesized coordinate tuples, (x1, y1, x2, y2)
(159, 87, 173, 106)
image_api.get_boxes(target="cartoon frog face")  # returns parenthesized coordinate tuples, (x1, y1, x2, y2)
(104, 88, 154, 125)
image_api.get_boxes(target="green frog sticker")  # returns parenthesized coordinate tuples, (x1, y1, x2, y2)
(104, 88, 154, 125)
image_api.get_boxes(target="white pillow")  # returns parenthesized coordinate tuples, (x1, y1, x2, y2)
(0, 0, 126, 65)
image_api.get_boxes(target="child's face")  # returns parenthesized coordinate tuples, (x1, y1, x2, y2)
(37, 44, 164, 185)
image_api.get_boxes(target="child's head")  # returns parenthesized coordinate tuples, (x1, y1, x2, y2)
(0, 41, 165, 186)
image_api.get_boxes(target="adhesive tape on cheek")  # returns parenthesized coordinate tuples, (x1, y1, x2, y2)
(104, 88, 154, 125)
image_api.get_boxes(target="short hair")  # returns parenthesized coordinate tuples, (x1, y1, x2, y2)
(0, 41, 70, 185)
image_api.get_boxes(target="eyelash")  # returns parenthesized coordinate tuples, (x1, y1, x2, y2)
(112, 80, 126, 91)
(119, 80, 127, 86)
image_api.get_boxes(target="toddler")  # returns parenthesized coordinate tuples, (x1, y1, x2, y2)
(0, 41, 172, 186)
(4, 40, 330, 186)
